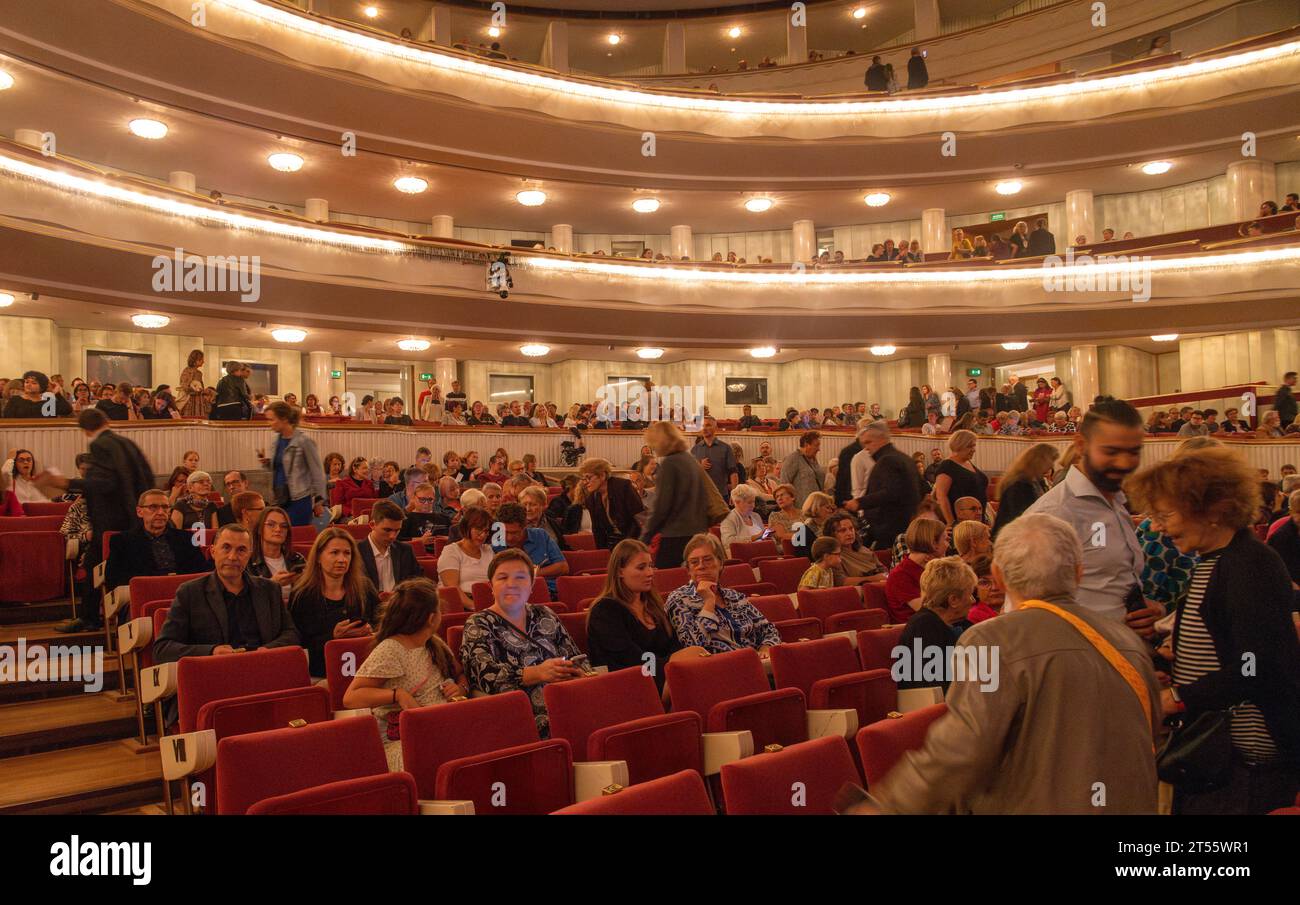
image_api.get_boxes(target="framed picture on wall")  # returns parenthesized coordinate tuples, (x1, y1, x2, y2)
(611, 241, 645, 259)
(85, 350, 152, 387)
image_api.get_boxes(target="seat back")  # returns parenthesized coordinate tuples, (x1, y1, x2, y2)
(719, 563, 757, 587)
(563, 533, 596, 550)
(721, 736, 860, 815)
(290, 525, 319, 544)
(758, 557, 811, 594)
(667, 648, 770, 722)
(728, 540, 779, 563)
(555, 573, 606, 608)
(750, 594, 798, 623)
(215, 716, 389, 814)
(399, 691, 539, 799)
(199, 686, 332, 741)
(773, 618, 823, 643)
(855, 704, 949, 786)
(652, 567, 689, 592)
(728, 582, 778, 597)
(562, 549, 610, 574)
(557, 612, 588, 653)
(21, 502, 71, 518)
(545, 668, 664, 762)
(857, 626, 906, 671)
(796, 586, 862, 623)
(176, 646, 311, 733)
(435, 610, 471, 641)
(0, 531, 66, 603)
(324, 635, 377, 710)
(438, 739, 574, 815)
(247, 771, 420, 815)
(129, 572, 208, 620)
(340, 523, 372, 541)
(552, 770, 714, 815)
(826, 609, 889, 633)
(139, 602, 170, 671)
(350, 498, 381, 518)
(769, 636, 861, 699)
(862, 582, 890, 613)
(471, 576, 551, 610)
(0, 516, 63, 532)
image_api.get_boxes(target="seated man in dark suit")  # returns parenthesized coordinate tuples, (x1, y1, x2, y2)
(105, 489, 211, 605)
(154, 523, 299, 664)
(214, 470, 248, 525)
(357, 499, 422, 597)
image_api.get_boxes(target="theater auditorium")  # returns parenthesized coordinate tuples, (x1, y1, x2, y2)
(1, 0, 1298, 821)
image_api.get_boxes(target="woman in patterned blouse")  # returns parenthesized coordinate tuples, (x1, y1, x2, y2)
(664, 534, 781, 657)
(461, 548, 583, 737)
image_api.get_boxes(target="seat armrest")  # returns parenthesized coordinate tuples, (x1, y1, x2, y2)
(139, 662, 178, 705)
(92, 560, 106, 589)
(807, 708, 858, 739)
(66, 537, 80, 560)
(159, 729, 217, 781)
(332, 708, 373, 720)
(896, 686, 945, 712)
(117, 617, 153, 655)
(702, 730, 754, 774)
(102, 585, 130, 620)
(572, 760, 630, 801)
(419, 799, 476, 815)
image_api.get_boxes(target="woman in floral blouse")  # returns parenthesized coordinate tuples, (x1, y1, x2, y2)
(460, 549, 583, 737)
(664, 534, 781, 657)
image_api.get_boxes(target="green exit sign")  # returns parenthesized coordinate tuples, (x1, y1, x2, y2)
(967, 368, 983, 377)
(990, 212, 1006, 222)
(330, 369, 342, 379)
(419, 373, 433, 381)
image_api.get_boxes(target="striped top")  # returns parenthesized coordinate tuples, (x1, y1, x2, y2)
(1172, 551, 1279, 762)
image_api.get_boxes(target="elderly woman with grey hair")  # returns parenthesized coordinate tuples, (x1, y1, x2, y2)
(720, 483, 767, 556)
(867, 512, 1162, 815)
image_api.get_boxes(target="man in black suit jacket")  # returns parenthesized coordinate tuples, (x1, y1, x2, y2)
(154, 524, 298, 664)
(847, 423, 924, 549)
(357, 500, 423, 595)
(37, 409, 156, 630)
(105, 489, 211, 594)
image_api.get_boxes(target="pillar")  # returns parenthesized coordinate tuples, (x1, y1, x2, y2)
(663, 22, 686, 74)
(541, 21, 569, 73)
(431, 215, 454, 238)
(305, 198, 329, 222)
(416, 2, 452, 45)
(1070, 344, 1100, 408)
(1064, 189, 1095, 246)
(792, 219, 816, 263)
(670, 225, 693, 260)
(306, 351, 332, 406)
(927, 353, 953, 398)
(550, 224, 573, 254)
(435, 358, 457, 393)
(921, 208, 946, 255)
(1225, 160, 1276, 223)
(913, 0, 941, 41)
(786, 11, 808, 66)
(169, 171, 197, 193)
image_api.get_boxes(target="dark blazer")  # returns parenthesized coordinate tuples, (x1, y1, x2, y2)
(154, 572, 299, 663)
(586, 475, 644, 549)
(105, 526, 211, 592)
(1175, 529, 1300, 754)
(67, 430, 156, 538)
(833, 438, 864, 506)
(864, 62, 888, 91)
(1012, 383, 1029, 412)
(357, 536, 423, 590)
(990, 478, 1046, 539)
(1027, 227, 1056, 256)
(856, 443, 924, 548)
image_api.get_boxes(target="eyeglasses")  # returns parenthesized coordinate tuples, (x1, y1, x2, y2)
(685, 557, 718, 569)
(140, 504, 170, 512)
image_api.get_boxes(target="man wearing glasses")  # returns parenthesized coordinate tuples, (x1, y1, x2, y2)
(216, 471, 249, 525)
(104, 489, 211, 599)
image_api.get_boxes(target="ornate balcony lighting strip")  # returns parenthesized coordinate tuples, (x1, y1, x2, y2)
(215, 0, 1300, 117)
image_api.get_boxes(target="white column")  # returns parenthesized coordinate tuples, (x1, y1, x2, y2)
(1225, 160, 1275, 222)
(305, 198, 329, 222)
(1070, 344, 1100, 407)
(550, 224, 573, 254)
(927, 353, 953, 396)
(541, 21, 569, 73)
(435, 358, 457, 392)
(663, 22, 686, 73)
(913, 0, 941, 41)
(670, 225, 693, 260)
(416, 2, 452, 45)
(306, 351, 333, 405)
(921, 208, 947, 255)
(786, 12, 808, 66)
(792, 220, 816, 262)
(14, 129, 44, 148)
(431, 215, 454, 238)
(168, 171, 197, 193)
(1064, 189, 1095, 246)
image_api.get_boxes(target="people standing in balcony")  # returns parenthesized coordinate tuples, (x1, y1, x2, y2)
(884, 63, 900, 93)
(864, 55, 888, 91)
(210, 360, 252, 421)
(1032, 378, 1052, 425)
(1009, 221, 1030, 257)
(907, 47, 929, 89)
(1028, 218, 1057, 256)
(949, 228, 974, 260)
(903, 239, 923, 263)
(1275, 371, 1298, 428)
(1049, 377, 1070, 413)
(177, 349, 208, 419)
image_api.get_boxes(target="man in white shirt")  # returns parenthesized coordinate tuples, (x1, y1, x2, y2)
(358, 500, 421, 597)
(1024, 398, 1162, 635)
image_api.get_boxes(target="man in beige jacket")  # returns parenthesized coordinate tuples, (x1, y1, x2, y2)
(870, 513, 1161, 814)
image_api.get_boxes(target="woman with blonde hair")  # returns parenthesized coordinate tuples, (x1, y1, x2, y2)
(177, 349, 208, 419)
(289, 526, 381, 678)
(794, 491, 836, 558)
(885, 516, 950, 623)
(991, 441, 1059, 538)
(932, 429, 988, 527)
(641, 421, 711, 567)
(948, 227, 974, 261)
(897, 556, 977, 691)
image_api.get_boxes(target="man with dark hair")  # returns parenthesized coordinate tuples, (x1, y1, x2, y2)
(215, 470, 249, 525)
(692, 416, 738, 498)
(1282, 193, 1300, 213)
(1276, 371, 1298, 428)
(737, 404, 762, 431)
(105, 488, 211, 590)
(1024, 398, 1161, 634)
(358, 499, 421, 596)
(1, 370, 72, 418)
(491, 501, 568, 596)
(833, 426, 872, 507)
(1169, 405, 1194, 434)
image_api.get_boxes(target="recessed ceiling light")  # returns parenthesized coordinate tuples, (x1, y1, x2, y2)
(0, 71, 12, 91)
(1141, 160, 1173, 175)
(393, 176, 428, 194)
(607, 34, 621, 45)
(488, 26, 501, 38)
(516, 189, 547, 206)
(1001, 341, 1029, 350)
(0, 292, 17, 308)
(863, 192, 891, 207)
(272, 328, 307, 343)
(1151, 333, 1179, 342)
(744, 197, 774, 213)
(636, 347, 664, 360)
(128, 119, 168, 140)
(520, 343, 550, 357)
(632, 197, 660, 213)
(852, 7, 867, 19)
(869, 345, 896, 356)
(397, 339, 432, 352)
(995, 180, 1023, 195)
(728, 26, 742, 38)
(363, 5, 379, 17)
(268, 152, 304, 172)
(131, 314, 170, 329)
(750, 346, 777, 358)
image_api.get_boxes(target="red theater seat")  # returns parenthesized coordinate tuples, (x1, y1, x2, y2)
(855, 704, 949, 786)
(0, 530, 66, 603)
(825, 608, 889, 633)
(21, 502, 71, 518)
(563, 533, 597, 550)
(176, 645, 312, 734)
(552, 769, 714, 815)
(728, 540, 780, 563)
(719, 563, 757, 587)
(862, 582, 890, 614)
(247, 772, 420, 815)
(0, 516, 63, 532)
(774, 618, 823, 643)
(556, 612, 588, 653)
(435, 610, 472, 642)
(721, 735, 860, 815)
(340, 523, 372, 541)
(471, 576, 551, 610)
(562, 548, 610, 574)
(857, 625, 905, 671)
(290, 525, 318, 544)
(728, 581, 778, 597)
(129, 572, 207, 620)
(350, 498, 381, 518)
(758, 557, 811, 594)
(652, 567, 689, 592)
(797, 586, 863, 624)
(556, 573, 606, 609)
(770, 638, 895, 727)
(750, 594, 797, 623)
(324, 635, 376, 710)
(216, 716, 389, 815)
(667, 648, 807, 752)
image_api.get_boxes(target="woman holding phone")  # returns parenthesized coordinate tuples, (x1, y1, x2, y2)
(247, 506, 307, 597)
(289, 527, 380, 678)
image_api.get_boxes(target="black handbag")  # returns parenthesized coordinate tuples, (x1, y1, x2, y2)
(1156, 708, 1235, 792)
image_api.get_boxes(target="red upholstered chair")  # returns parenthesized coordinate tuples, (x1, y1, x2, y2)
(216, 715, 389, 815)
(774, 618, 823, 643)
(248, 771, 420, 815)
(139, 602, 170, 672)
(435, 610, 472, 642)
(758, 557, 811, 594)
(433, 536, 450, 557)
(400, 691, 574, 814)
(862, 582, 890, 615)
(0, 530, 66, 603)
(176, 645, 313, 734)
(857, 626, 905, 671)
(770, 638, 895, 728)
(324, 635, 376, 711)
(546, 668, 703, 785)
(562, 548, 610, 574)
(667, 648, 807, 752)
(418, 558, 440, 581)
(719, 563, 757, 587)
(825, 608, 889, 634)
(0, 515, 63, 532)
(720, 736, 860, 815)
(728, 540, 779, 564)
(747, 594, 795, 623)
(874, 549, 894, 570)
(129, 573, 208, 621)
(652, 567, 689, 592)
(557, 612, 589, 654)
(341, 523, 372, 541)
(797, 587, 862, 626)
(729, 581, 778, 597)
(552, 770, 714, 815)
(446, 625, 465, 655)
(563, 533, 597, 550)
(20, 501, 71, 518)
(291, 542, 315, 559)
(290, 525, 319, 545)
(855, 704, 949, 786)
(556, 573, 606, 609)
(470, 576, 551, 610)
(350, 498, 381, 518)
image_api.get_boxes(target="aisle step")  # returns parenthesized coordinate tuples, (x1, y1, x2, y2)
(0, 601, 76, 626)
(0, 693, 139, 758)
(0, 651, 122, 703)
(0, 740, 161, 814)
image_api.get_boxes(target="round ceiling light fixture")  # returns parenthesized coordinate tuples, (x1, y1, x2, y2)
(749, 346, 777, 359)
(128, 118, 168, 140)
(1151, 333, 1179, 342)
(1001, 341, 1030, 351)
(488, 26, 501, 38)
(607, 34, 622, 45)
(994, 180, 1023, 195)
(271, 328, 307, 343)
(0, 71, 13, 91)
(131, 314, 170, 329)
(1141, 160, 1173, 175)
(852, 7, 867, 20)
(0, 292, 15, 308)
(636, 347, 664, 360)
(632, 197, 660, 213)
(397, 339, 431, 352)
(728, 26, 742, 39)
(520, 343, 550, 357)
(744, 197, 774, 213)
(267, 152, 304, 172)
(516, 188, 547, 207)
(869, 345, 896, 356)
(863, 192, 891, 207)
(363, 5, 379, 18)
(393, 176, 428, 194)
